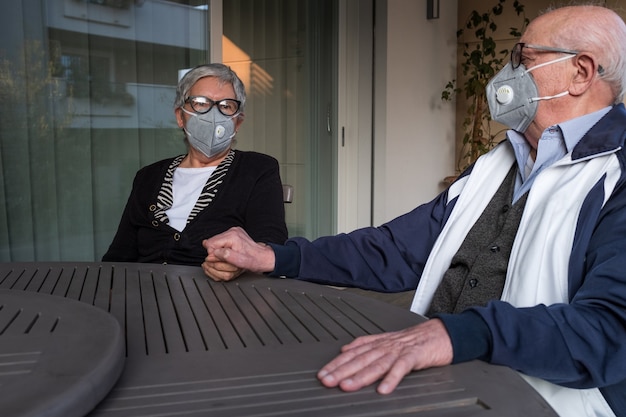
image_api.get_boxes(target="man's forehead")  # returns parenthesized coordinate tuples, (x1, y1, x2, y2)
(520, 13, 553, 43)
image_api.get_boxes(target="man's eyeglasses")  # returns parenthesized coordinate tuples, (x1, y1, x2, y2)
(511, 43, 579, 69)
(185, 96, 241, 116)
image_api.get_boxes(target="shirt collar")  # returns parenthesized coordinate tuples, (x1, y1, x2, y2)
(507, 106, 612, 165)
(558, 106, 612, 153)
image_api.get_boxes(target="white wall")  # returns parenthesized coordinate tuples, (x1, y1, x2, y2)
(372, 0, 458, 225)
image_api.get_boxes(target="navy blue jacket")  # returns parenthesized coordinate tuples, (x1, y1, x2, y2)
(272, 104, 626, 415)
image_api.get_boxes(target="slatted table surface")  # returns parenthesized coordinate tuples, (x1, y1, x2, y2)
(0, 289, 124, 417)
(0, 262, 558, 417)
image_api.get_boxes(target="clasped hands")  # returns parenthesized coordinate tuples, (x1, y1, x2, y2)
(202, 227, 454, 394)
(202, 226, 275, 281)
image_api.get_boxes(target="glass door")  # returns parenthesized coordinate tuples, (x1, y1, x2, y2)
(0, 0, 337, 261)
(222, 0, 337, 239)
(0, 0, 211, 261)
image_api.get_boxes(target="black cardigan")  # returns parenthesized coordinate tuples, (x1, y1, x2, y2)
(102, 150, 288, 266)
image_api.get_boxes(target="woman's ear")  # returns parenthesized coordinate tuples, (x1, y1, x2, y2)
(234, 112, 245, 132)
(175, 108, 185, 128)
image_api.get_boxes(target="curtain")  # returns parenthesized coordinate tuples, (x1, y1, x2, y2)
(223, 0, 336, 238)
(0, 0, 336, 262)
(0, 0, 206, 261)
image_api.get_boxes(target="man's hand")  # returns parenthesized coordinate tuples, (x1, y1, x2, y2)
(202, 227, 276, 281)
(317, 319, 453, 394)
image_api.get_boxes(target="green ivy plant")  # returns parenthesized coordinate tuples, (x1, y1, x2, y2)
(443, 0, 528, 174)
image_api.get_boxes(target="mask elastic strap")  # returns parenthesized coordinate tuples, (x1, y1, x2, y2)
(529, 90, 569, 103)
(524, 53, 576, 74)
(524, 54, 575, 103)
(181, 107, 197, 117)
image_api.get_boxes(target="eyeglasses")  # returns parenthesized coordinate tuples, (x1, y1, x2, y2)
(511, 43, 579, 69)
(185, 96, 241, 116)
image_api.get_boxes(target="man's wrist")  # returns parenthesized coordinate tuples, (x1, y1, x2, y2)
(433, 310, 492, 363)
(266, 242, 301, 277)
(256, 242, 276, 273)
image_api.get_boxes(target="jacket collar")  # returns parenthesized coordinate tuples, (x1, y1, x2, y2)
(572, 103, 626, 160)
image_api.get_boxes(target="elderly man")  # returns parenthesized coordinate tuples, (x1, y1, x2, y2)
(201, 5, 626, 417)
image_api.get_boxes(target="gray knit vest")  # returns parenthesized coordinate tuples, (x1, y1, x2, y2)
(427, 166, 528, 316)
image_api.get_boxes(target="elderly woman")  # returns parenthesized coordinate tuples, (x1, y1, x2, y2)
(103, 63, 288, 265)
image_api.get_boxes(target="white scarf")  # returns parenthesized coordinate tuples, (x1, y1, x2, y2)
(410, 142, 620, 417)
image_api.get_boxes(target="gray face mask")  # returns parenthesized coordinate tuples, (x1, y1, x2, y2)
(486, 55, 573, 132)
(182, 108, 236, 158)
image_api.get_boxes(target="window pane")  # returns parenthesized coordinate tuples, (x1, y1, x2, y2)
(0, 0, 209, 261)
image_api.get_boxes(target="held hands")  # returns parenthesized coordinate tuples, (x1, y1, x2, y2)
(317, 319, 453, 394)
(204, 230, 454, 395)
(202, 227, 276, 281)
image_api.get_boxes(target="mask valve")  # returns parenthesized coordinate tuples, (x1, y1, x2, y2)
(496, 85, 514, 105)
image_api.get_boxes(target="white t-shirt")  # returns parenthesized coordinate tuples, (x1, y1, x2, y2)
(166, 166, 216, 231)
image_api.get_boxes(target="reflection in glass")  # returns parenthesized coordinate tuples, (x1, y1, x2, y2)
(0, 0, 208, 261)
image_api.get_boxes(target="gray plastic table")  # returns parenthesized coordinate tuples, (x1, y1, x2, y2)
(0, 289, 124, 417)
(0, 262, 558, 416)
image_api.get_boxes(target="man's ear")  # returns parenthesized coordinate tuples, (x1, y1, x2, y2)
(569, 54, 599, 96)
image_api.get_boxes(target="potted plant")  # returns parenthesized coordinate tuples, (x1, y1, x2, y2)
(442, 0, 528, 179)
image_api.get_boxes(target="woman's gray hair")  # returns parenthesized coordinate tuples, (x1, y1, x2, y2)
(174, 63, 247, 112)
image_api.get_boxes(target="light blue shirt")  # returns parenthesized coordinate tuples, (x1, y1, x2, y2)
(507, 106, 612, 202)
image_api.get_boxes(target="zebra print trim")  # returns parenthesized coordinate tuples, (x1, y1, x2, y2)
(152, 150, 235, 225)
(153, 155, 184, 224)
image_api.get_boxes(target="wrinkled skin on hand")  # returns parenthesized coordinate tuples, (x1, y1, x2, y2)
(317, 319, 453, 394)
(202, 226, 275, 281)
